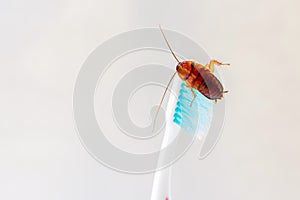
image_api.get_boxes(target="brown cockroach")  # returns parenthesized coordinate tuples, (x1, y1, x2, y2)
(153, 25, 230, 131)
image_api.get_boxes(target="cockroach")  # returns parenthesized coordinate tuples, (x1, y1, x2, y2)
(153, 25, 230, 131)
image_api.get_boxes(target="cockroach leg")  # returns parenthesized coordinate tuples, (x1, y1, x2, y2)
(190, 88, 197, 107)
(205, 60, 230, 73)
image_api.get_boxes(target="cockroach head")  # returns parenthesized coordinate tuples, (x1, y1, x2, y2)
(176, 61, 191, 81)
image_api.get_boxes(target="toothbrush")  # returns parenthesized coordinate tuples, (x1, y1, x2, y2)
(150, 78, 213, 200)
(150, 75, 182, 200)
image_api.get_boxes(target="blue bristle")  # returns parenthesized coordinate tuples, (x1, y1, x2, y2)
(173, 83, 213, 137)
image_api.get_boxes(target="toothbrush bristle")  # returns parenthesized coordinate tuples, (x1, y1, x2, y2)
(173, 83, 213, 138)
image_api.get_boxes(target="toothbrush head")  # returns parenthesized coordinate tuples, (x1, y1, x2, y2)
(173, 83, 213, 138)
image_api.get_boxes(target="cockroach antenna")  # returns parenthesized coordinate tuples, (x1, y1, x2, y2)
(152, 25, 181, 132)
(159, 25, 180, 63)
(152, 71, 177, 132)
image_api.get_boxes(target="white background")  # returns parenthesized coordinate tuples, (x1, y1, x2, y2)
(3, 0, 300, 199)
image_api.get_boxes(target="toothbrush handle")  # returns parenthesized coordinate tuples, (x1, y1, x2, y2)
(150, 164, 172, 200)
(151, 77, 181, 200)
